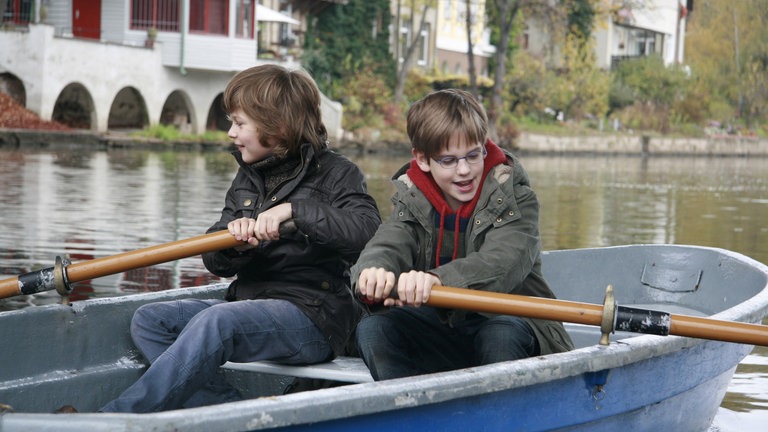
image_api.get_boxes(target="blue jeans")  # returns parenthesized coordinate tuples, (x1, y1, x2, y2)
(100, 298, 332, 412)
(355, 306, 539, 381)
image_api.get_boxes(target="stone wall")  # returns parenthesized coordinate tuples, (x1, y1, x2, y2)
(518, 133, 768, 157)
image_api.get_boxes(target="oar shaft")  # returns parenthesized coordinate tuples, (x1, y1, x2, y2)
(669, 314, 768, 347)
(0, 230, 241, 299)
(66, 230, 240, 283)
(427, 285, 605, 326)
(428, 286, 768, 347)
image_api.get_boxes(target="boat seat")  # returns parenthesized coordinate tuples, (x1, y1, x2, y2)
(221, 356, 374, 383)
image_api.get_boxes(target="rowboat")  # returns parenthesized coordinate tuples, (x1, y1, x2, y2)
(1, 243, 767, 431)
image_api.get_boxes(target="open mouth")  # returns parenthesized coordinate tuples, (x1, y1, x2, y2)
(454, 179, 474, 193)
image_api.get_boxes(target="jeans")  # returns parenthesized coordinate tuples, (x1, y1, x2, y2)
(100, 298, 332, 412)
(355, 306, 539, 381)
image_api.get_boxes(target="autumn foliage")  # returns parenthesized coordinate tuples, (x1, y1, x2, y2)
(0, 92, 70, 131)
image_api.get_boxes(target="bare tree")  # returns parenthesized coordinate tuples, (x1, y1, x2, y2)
(393, 0, 435, 103)
(486, 0, 523, 140)
(465, 0, 479, 97)
(486, 0, 562, 139)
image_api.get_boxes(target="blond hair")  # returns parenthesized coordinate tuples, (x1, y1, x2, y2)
(223, 64, 328, 158)
(406, 89, 488, 158)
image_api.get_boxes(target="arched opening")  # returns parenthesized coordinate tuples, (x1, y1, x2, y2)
(206, 93, 229, 132)
(108, 87, 149, 130)
(52, 83, 96, 130)
(0, 72, 26, 107)
(160, 90, 195, 133)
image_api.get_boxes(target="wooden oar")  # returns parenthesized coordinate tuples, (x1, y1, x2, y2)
(0, 230, 243, 299)
(428, 285, 768, 347)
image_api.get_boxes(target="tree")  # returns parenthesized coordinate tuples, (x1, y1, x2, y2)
(303, 0, 394, 100)
(302, 0, 398, 137)
(685, 0, 768, 128)
(611, 55, 689, 132)
(485, 0, 562, 139)
(465, 0, 479, 98)
(548, 33, 610, 122)
(393, 0, 436, 103)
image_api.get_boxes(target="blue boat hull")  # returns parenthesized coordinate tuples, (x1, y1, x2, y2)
(1, 244, 766, 431)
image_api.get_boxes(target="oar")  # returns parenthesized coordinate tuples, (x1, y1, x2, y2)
(0, 221, 295, 300)
(427, 285, 768, 347)
(0, 230, 241, 299)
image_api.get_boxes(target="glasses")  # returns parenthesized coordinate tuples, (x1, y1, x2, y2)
(431, 146, 487, 169)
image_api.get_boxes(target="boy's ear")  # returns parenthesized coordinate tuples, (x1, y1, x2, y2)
(413, 149, 432, 173)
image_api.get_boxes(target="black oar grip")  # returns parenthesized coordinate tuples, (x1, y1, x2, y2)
(15, 256, 72, 296)
(615, 305, 671, 336)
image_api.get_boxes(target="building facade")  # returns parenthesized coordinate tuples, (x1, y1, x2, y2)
(0, 0, 344, 138)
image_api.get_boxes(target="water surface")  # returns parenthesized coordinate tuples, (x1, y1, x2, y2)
(0, 146, 766, 429)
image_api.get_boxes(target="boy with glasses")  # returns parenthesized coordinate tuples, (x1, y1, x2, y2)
(353, 89, 573, 380)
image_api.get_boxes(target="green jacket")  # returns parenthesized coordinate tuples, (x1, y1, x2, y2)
(351, 151, 574, 355)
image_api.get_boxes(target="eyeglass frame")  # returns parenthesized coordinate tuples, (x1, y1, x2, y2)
(430, 145, 487, 169)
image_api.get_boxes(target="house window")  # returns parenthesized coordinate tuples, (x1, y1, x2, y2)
(235, 0, 254, 38)
(417, 24, 430, 66)
(190, 0, 228, 35)
(2, 0, 33, 24)
(131, 0, 180, 32)
(398, 21, 430, 66)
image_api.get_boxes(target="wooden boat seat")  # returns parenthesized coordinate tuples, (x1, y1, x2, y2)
(222, 356, 374, 383)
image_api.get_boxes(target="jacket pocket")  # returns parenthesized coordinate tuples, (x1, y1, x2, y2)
(233, 188, 258, 217)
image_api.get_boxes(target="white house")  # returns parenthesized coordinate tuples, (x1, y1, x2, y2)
(525, 0, 691, 70)
(0, 0, 344, 138)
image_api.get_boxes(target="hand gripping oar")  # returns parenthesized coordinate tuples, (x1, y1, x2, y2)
(427, 285, 768, 347)
(0, 221, 296, 300)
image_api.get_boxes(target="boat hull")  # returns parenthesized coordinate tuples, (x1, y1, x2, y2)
(1, 244, 767, 431)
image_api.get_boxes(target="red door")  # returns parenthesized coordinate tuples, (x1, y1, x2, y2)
(72, 0, 101, 39)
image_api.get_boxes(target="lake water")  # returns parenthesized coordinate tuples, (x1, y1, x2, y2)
(0, 145, 766, 430)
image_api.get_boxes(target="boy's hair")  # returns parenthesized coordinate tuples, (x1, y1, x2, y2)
(223, 64, 328, 158)
(406, 89, 488, 157)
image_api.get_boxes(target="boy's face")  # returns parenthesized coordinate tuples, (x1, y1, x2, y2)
(414, 135, 485, 211)
(227, 108, 274, 164)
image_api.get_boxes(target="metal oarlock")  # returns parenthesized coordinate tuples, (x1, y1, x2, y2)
(53, 255, 73, 297)
(599, 285, 616, 346)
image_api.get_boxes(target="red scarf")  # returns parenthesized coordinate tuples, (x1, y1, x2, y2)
(406, 139, 507, 267)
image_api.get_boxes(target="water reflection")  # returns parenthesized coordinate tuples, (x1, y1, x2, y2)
(0, 147, 767, 429)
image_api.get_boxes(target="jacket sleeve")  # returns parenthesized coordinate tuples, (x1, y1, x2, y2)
(290, 158, 381, 257)
(201, 174, 269, 278)
(350, 218, 420, 290)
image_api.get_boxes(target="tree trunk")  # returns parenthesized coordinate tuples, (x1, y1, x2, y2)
(466, 0, 478, 98)
(488, 0, 521, 140)
(394, 2, 431, 103)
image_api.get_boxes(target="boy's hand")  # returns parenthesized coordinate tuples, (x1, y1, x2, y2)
(227, 203, 293, 247)
(394, 270, 440, 307)
(357, 269, 441, 307)
(357, 267, 396, 305)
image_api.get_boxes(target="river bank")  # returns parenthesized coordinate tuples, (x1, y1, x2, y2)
(1, 127, 768, 157)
